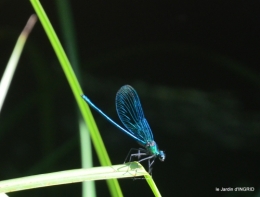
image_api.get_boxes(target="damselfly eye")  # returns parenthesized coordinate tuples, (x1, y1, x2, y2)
(159, 151, 166, 162)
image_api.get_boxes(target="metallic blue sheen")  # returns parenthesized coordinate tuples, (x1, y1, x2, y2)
(81, 85, 165, 165)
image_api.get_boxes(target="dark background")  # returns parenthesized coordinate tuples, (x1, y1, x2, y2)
(0, 0, 260, 196)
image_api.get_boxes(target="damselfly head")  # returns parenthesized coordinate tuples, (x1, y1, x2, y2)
(159, 151, 166, 162)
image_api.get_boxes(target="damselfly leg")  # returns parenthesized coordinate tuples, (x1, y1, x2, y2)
(124, 148, 156, 174)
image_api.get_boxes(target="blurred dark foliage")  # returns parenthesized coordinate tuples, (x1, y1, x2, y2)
(0, 0, 260, 197)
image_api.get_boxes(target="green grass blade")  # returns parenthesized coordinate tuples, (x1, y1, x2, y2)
(0, 162, 162, 197)
(29, 0, 122, 196)
(0, 14, 37, 197)
(79, 119, 96, 197)
(144, 174, 162, 197)
(0, 15, 37, 114)
(0, 193, 9, 197)
(55, 0, 96, 196)
(0, 162, 147, 194)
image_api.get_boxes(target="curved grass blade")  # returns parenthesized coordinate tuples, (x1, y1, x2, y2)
(55, 0, 96, 196)
(29, 1, 122, 196)
(0, 15, 37, 114)
(0, 163, 146, 194)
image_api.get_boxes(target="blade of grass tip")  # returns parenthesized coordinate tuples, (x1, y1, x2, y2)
(0, 163, 147, 194)
(55, 0, 96, 196)
(29, 1, 122, 196)
(0, 14, 37, 115)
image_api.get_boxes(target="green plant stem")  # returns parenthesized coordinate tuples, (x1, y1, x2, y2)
(55, 0, 96, 196)
(0, 163, 147, 194)
(0, 15, 37, 114)
(30, 0, 122, 196)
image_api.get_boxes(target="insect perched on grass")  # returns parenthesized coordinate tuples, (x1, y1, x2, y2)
(81, 85, 165, 174)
